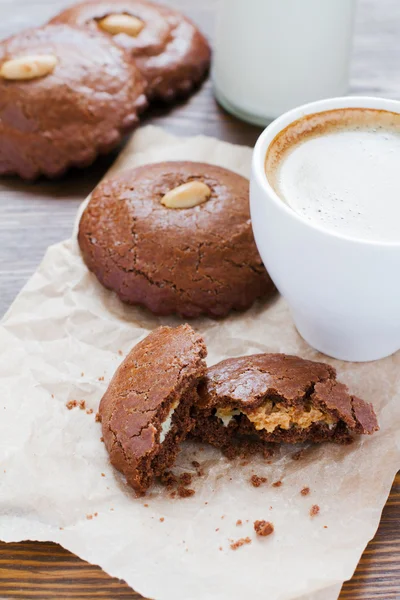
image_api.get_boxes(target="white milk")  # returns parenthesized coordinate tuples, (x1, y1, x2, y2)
(273, 125, 400, 243)
(213, 0, 356, 123)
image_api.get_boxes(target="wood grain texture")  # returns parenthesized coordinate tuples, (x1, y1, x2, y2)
(0, 0, 399, 598)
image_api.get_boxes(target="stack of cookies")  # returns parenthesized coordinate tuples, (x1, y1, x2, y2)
(0, 0, 211, 179)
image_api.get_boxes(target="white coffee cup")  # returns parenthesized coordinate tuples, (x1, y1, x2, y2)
(250, 96, 400, 362)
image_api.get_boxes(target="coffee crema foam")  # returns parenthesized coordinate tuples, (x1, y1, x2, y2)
(265, 108, 400, 242)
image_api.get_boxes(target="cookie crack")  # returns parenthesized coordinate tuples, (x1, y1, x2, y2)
(223, 257, 266, 276)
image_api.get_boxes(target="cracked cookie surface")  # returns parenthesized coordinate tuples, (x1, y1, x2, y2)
(0, 24, 147, 180)
(192, 353, 379, 449)
(50, 0, 211, 102)
(78, 161, 275, 317)
(99, 324, 207, 495)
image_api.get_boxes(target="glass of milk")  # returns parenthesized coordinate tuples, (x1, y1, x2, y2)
(213, 0, 356, 124)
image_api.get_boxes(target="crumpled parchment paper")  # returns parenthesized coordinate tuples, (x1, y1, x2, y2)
(0, 126, 399, 600)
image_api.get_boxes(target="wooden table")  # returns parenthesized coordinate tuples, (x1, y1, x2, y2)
(0, 0, 399, 597)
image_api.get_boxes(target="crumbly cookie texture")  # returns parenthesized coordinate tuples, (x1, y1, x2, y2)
(78, 161, 275, 318)
(0, 24, 147, 180)
(49, 0, 211, 102)
(192, 353, 379, 450)
(99, 324, 207, 495)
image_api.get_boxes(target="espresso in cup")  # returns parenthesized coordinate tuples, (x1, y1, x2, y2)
(265, 108, 400, 242)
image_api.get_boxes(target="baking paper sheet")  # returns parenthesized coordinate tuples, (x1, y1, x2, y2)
(0, 126, 399, 600)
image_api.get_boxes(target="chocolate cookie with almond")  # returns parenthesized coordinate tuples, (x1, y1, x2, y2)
(50, 0, 211, 102)
(99, 325, 207, 495)
(191, 354, 379, 451)
(0, 24, 147, 180)
(78, 161, 275, 318)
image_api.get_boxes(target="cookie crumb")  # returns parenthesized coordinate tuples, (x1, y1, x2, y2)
(191, 460, 205, 477)
(144, 504, 149, 508)
(94, 512, 98, 517)
(79, 400, 86, 410)
(219, 546, 223, 551)
(98, 376, 104, 381)
(310, 504, 320, 517)
(324, 525, 328, 529)
(301, 487, 310, 496)
(81, 372, 84, 377)
(100, 436, 104, 442)
(161, 470, 178, 488)
(230, 537, 251, 550)
(263, 447, 274, 459)
(236, 520, 242, 526)
(101, 473, 105, 477)
(118, 350, 123, 356)
(160, 517, 164, 522)
(292, 450, 304, 461)
(272, 480, 282, 488)
(66, 400, 78, 410)
(215, 528, 219, 532)
(95, 412, 101, 423)
(51, 394, 54, 399)
(86, 408, 93, 415)
(251, 475, 267, 487)
(178, 486, 195, 498)
(86, 514, 93, 520)
(254, 520, 274, 537)
(59, 527, 63, 530)
(179, 472, 192, 486)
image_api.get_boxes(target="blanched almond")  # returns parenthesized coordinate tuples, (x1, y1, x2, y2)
(98, 14, 144, 37)
(161, 181, 212, 209)
(0, 54, 58, 80)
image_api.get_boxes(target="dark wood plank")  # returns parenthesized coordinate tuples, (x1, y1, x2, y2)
(0, 0, 399, 598)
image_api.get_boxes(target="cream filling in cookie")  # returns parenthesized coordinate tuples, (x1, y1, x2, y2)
(215, 408, 241, 427)
(160, 400, 179, 443)
(216, 402, 337, 433)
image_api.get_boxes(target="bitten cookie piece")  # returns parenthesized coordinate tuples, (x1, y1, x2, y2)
(78, 161, 275, 318)
(100, 325, 207, 495)
(192, 354, 378, 450)
(50, 0, 211, 102)
(0, 24, 147, 180)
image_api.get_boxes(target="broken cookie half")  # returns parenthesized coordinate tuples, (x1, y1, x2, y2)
(191, 354, 378, 450)
(100, 324, 207, 495)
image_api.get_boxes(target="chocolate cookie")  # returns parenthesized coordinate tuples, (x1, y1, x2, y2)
(191, 354, 379, 450)
(50, 0, 211, 102)
(0, 24, 147, 179)
(78, 161, 275, 318)
(99, 324, 207, 495)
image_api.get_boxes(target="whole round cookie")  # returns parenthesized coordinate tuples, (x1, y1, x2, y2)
(49, 0, 211, 101)
(78, 161, 275, 318)
(0, 25, 147, 180)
